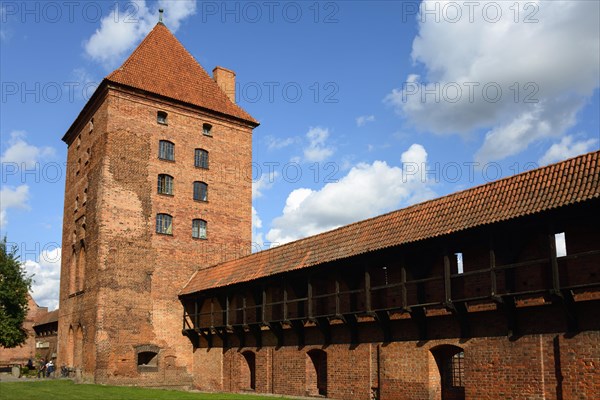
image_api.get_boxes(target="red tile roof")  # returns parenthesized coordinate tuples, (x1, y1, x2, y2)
(33, 309, 59, 327)
(181, 151, 599, 296)
(106, 23, 258, 126)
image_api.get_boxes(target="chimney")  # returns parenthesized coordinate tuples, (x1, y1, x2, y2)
(213, 66, 236, 103)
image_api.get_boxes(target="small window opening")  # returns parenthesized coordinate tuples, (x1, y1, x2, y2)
(203, 123, 212, 136)
(157, 174, 174, 195)
(555, 232, 567, 258)
(89, 118, 94, 133)
(157, 111, 168, 125)
(158, 140, 175, 161)
(156, 214, 173, 235)
(137, 351, 158, 367)
(193, 181, 208, 202)
(455, 252, 464, 274)
(192, 219, 207, 239)
(76, 135, 81, 148)
(195, 149, 209, 169)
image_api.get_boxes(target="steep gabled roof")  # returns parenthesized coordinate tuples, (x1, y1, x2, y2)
(106, 23, 258, 126)
(181, 150, 600, 295)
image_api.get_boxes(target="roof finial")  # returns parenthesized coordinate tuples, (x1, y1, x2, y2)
(158, 9, 164, 24)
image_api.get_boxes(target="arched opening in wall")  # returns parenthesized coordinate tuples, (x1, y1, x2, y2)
(74, 325, 84, 369)
(67, 326, 74, 366)
(431, 345, 465, 400)
(69, 251, 77, 294)
(241, 351, 256, 390)
(306, 349, 327, 397)
(77, 242, 86, 292)
(136, 345, 160, 372)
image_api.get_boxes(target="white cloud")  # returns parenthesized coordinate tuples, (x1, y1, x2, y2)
(266, 144, 435, 244)
(24, 247, 61, 311)
(266, 136, 296, 150)
(303, 127, 334, 162)
(252, 171, 278, 199)
(0, 184, 29, 229)
(356, 115, 375, 127)
(386, 0, 600, 162)
(539, 135, 598, 166)
(0, 131, 55, 168)
(251, 206, 264, 251)
(84, 0, 197, 69)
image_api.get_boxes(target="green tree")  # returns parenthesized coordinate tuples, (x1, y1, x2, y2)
(0, 237, 32, 348)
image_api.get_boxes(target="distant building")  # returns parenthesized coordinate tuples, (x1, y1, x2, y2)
(32, 309, 59, 362)
(57, 19, 600, 400)
(0, 294, 49, 367)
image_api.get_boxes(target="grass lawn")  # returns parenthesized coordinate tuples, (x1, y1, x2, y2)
(0, 379, 299, 400)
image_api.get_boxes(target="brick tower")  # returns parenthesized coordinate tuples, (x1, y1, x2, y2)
(57, 21, 258, 385)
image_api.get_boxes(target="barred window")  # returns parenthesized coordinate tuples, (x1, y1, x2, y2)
(156, 214, 173, 235)
(444, 351, 464, 388)
(193, 181, 208, 202)
(158, 140, 174, 161)
(192, 219, 207, 239)
(203, 123, 212, 136)
(157, 111, 168, 125)
(194, 149, 209, 169)
(157, 174, 174, 195)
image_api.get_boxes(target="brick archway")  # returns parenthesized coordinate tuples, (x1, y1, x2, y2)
(430, 345, 465, 400)
(241, 351, 256, 390)
(306, 349, 327, 397)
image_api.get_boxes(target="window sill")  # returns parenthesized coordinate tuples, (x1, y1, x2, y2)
(203, 133, 212, 137)
(156, 232, 173, 236)
(192, 237, 208, 241)
(157, 121, 168, 126)
(193, 199, 209, 203)
(195, 166, 209, 170)
(157, 192, 174, 197)
(157, 157, 175, 163)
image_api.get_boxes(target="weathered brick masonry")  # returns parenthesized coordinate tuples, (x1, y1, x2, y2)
(56, 20, 600, 399)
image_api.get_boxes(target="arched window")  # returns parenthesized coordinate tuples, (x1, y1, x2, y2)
(156, 214, 173, 235)
(74, 325, 83, 369)
(193, 181, 208, 202)
(69, 251, 77, 294)
(157, 174, 174, 195)
(67, 326, 74, 367)
(158, 140, 174, 161)
(192, 219, 207, 239)
(306, 349, 327, 397)
(431, 345, 465, 400)
(157, 111, 168, 125)
(77, 242, 86, 292)
(194, 149, 209, 169)
(241, 351, 256, 390)
(203, 123, 212, 136)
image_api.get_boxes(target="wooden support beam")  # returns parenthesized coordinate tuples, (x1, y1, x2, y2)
(242, 295, 247, 326)
(374, 310, 391, 343)
(365, 266, 372, 313)
(409, 307, 427, 341)
(314, 317, 331, 345)
(283, 277, 289, 323)
(194, 298, 199, 328)
(450, 302, 470, 338)
(267, 321, 284, 348)
(182, 329, 200, 348)
(210, 298, 215, 328)
(400, 265, 408, 311)
(335, 274, 341, 317)
(489, 233, 498, 298)
(261, 285, 267, 325)
(290, 319, 305, 348)
(307, 276, 314, 320)
(233, 325, 246, 349)
(443, 254, 453, 306)
(225, 294, 231, 328)
(552, 290, 578, 333)
(499, 296, 518, 338)
(249, 324, 262, 348)
(342, 313, 359, 344)
(199, 329, 213, 348)
(214, 327, 229, 348)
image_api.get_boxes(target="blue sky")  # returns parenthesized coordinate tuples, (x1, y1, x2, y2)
(1, 0, 599, 310)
